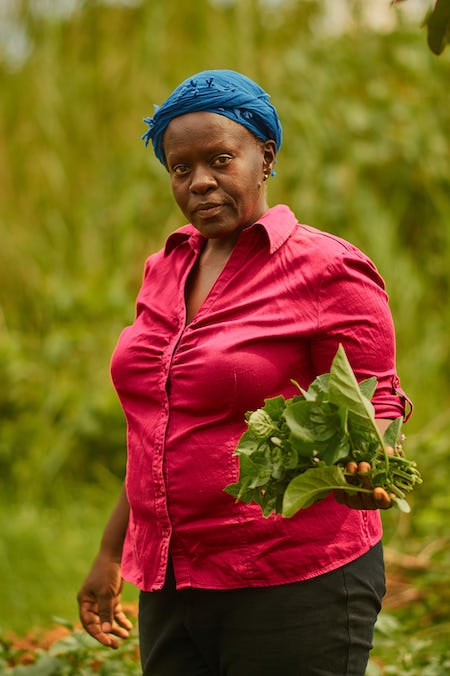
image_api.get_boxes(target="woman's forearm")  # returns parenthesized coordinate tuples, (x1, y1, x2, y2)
(375, 418, 394, 437)
(98, 485, 130, 562)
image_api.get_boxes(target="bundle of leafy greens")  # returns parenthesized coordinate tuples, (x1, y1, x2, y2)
(225, 345, 422, 518)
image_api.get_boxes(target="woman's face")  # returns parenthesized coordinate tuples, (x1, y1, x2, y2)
(163, 112, 276, 244)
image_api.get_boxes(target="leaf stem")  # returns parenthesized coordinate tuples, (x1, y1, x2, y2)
(372, 420, 391, 473)
(338, 484, 374, 496)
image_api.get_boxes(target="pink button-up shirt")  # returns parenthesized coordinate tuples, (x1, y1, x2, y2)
(111, 205, 408, 592)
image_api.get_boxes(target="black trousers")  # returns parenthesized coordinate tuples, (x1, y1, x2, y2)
(138, 542, 385, 676)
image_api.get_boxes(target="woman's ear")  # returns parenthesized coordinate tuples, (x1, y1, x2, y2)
(262, 139, 277, 177)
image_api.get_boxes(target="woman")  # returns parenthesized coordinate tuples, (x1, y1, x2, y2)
(78, 70, 410, 676)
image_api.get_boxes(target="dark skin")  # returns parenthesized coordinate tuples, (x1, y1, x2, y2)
(163, 111, 278, 324)
(77, 111, 393, 648)
(77, 487, 132, 648)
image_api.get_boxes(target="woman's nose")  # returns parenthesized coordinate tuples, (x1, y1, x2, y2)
(189, 166, 218, 194)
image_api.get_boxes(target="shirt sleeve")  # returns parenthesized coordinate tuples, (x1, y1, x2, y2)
(311, 249, 411, 420)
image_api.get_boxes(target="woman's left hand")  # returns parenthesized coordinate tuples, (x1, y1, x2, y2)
(333, 448, 394, 511)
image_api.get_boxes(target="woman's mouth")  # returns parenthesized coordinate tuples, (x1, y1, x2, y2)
(194, 203, 224, 219)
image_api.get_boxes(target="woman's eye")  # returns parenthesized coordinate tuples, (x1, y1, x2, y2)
(173, 164, 189, 175)
(213, 155, 232, 167)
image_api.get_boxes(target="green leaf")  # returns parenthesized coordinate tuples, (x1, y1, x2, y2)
(234, 430, 260, 456)
(224, 452, 271, 501)
(320, 434, 350, 466)
(262, 395, 286, 421)
(224, 482, 242, 498)
(382, 417, 403, 449)
(328, 344, 375, 419)
(309, 403, 344, 441)
(392, 497, 411, 514)
(359, 376, 377, 401)
(283, 401, 319, 442)
(347, 410, 381, 458)
(426, 0, 450, 55)
(282, 465, 348, 517)
(240, 453, 271, 488)
(297, 373, 330, 401)
(224, 481, 256, 504)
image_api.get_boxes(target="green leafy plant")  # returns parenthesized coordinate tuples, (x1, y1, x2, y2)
(225, 344, 422, 518)
(368, 610, 450, 675)
(0, 619, 141, 675)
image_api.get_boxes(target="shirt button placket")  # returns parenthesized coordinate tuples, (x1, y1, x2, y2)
(154, 322, 185, 571)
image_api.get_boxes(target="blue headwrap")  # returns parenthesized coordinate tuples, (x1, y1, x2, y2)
(142, 69, 282, 167)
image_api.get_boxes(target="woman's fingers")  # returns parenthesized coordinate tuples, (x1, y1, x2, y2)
(114, 607, 133, 631)
(98, 597, 132, 644)
(79, 599, 119, 648)
(353, 461, 372, 491)
(78, 594, 132, 648)
(334, 459, 393, 510)
(373, 486, 392, 509)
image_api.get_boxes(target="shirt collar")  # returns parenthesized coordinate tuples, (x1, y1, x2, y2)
(164, 204, 298, 257)
(164, 224, 203, 256)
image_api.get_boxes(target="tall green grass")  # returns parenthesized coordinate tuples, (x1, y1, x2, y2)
(0, 477, 139, 635)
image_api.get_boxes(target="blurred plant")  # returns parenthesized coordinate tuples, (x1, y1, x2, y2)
(392, 0, 450, 54)
(0, 617, 141, 675)
(368, 611, 450, 674)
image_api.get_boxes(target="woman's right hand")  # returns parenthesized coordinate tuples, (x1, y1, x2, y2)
(77, 554, 133, 649)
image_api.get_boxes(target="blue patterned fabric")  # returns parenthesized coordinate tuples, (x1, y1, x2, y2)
(142, 69, 282, 166)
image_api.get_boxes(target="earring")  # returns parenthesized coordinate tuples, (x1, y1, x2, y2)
(263, 172, 269, 181)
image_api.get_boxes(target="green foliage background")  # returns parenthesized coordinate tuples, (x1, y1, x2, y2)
(0, 0, 449, 671)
